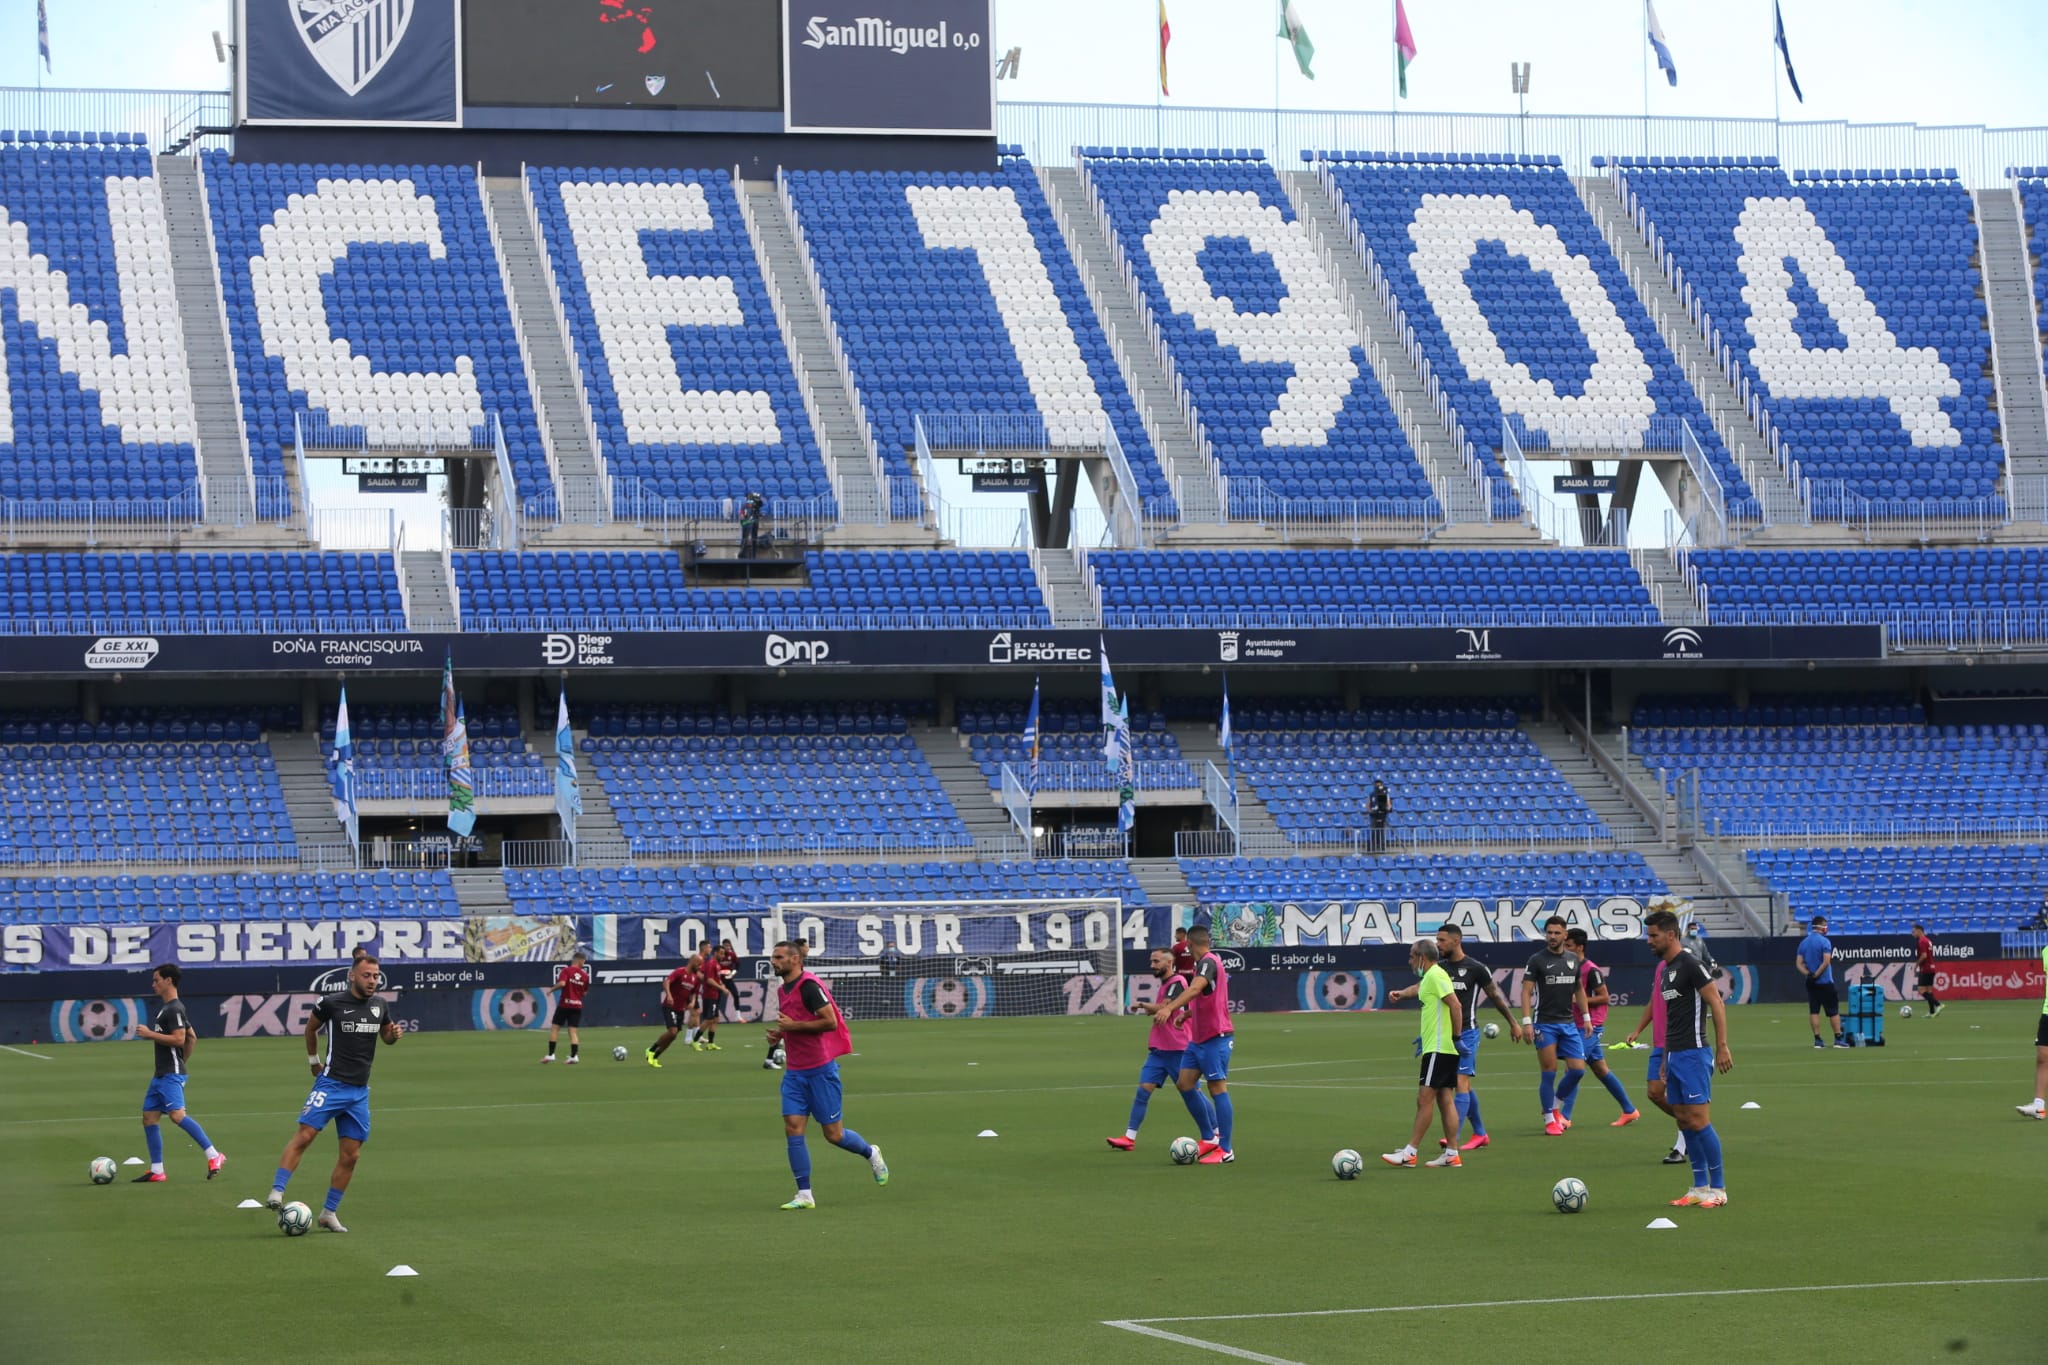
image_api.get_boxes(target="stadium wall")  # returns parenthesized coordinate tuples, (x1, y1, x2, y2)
(229, 128, 997, 178)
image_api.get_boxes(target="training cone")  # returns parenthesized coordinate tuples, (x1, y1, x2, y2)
(386, 1265, 419, 1277)
(977, 1129, 999, 1138)
(1646, 1218, 1678, 1229)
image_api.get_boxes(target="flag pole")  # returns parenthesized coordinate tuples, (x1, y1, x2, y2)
(1389, 0, 1397, 149)
(1641, 0, 1650, 150)
(1771, 0, 1781, 129)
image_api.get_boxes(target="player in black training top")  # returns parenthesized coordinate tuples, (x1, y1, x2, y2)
(1519, 916, 1591, 1135)
(133, 964, 224, 1182)
(1431, 925, 1522, 1150)
(264, 954, 402, 1232)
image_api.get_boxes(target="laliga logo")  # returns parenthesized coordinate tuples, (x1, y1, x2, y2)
(297, 0, 415, 97)
(542, 634, 576, 666)
(765, 634, 831, 667)
(1662, 627, 1706, 659)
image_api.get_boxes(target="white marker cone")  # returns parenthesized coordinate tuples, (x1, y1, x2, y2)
(122, 1157, 144, 1165)
(236, 1199, 263, 1209)
(386, 1265, 419, 1277)
(1646, 1218, 1678, 1229)
(977, 1129, 998, 1138)
(1740, 1101, 1762, 1110)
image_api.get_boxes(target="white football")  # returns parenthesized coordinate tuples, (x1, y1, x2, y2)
(90, 1156, 117, 1184)
(1483, 1022, 1500, 1039)
(1552, 1177, 1588, 1213)
(612, 1045, 630, 1061)
(278, 1201, 314, 1236)
(1169, 1136, 1200, 1165)
(1332, 1148, 1362, 1180)
(1898, 1005, 1913, 1018)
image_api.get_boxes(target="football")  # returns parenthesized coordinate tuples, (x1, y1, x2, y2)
(1483, 1022, 1500, 1039)
(278, 1201, 313, 1236)
(89, 1156, 116, 1184)
(1169, 1136, 1200, 1165)
(1331, 1148, 1363, 1180)
(1552, 1177, 1588, 1213)
(612, 1045, 629, 1060)
(1899, 1004, 1914, 1018)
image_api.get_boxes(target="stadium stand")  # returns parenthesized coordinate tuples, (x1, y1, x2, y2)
(1229, 698, 1609, 842)
(506, 860, 1148, 917)
(0, 707, 297, 862)
(1748, 844, 2048, 935)
(582, 704, 973, 849)
(0, 550, 405, 633)
(201, 155, 550, 501)
(1630, 693, 2048, 835)
(318, 702, 548, 800)
(781, 159, 1170, 502)
(0, 139, 199, 505)
(1180, 850, 1667, 903)
(959, 701, 1196, 791)
(1319, 151, 1750, 501)
(1615, 159, 2001, 505)
(0, 868, 461, 924)
(1088, 547, 1658, 627)
(523, 166, 833, 506)
(2018, 171, 2048, 386)
(1684, 547, 2048, 644)
(451, 549, 1048, 630)
(1078, 150, 1431, 509)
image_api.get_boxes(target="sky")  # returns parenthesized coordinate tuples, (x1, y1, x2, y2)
(2, 1, 2041, 547)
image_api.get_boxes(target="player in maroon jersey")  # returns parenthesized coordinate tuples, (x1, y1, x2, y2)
(713, 940, 741, 1021)
(646, 953, 701, 1069)
(694, 947, 733, 1051)
(545, 951, 592, 1064)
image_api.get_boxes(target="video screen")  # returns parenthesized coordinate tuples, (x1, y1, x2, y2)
(463, 0, 783, 111)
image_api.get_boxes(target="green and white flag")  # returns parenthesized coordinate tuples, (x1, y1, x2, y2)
(1278, 1, 1314, 79)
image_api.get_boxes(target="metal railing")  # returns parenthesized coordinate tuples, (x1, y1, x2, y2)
(1, 483, 208, 545)
(453, 606, 1048, 633)
(1005, 103, 2048, 189)
(1174, 824, 1653, 860)
(1000, 763, 1033, 838)
(1204, 760, 1241, 838)
(0, 90, 233, 154)
(0, 610, 407, 637)
(1703, 816, 2048, 845)
(1503, 420, 1634, 548)
(0, 840, 312, 871)
(190, 155, 262, 515)
(351, 767, 555, 801)
(515, 164, 614, 524)
(1799, 480, 2024, 543)
(1218, 475, 1442, 542)
(1091, 603, 1661, 629)
(293, 409, 491, 454)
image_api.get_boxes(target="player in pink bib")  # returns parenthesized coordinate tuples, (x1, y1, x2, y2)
(768, 940, 888, 1209)
(1557, 926, 1641, 1128)
(1141, 922, 1234, 1163)
(1107, 948, 1194, 1151)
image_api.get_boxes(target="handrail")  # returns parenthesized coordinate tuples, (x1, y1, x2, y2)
(1556, 706, 1672, 843)
(188, 155, 258, 519)
(391, 516, 413, 628)
(1203, 759, 1241, 839)
(518, 163, 613, 522)
(477, 162, 566, 511)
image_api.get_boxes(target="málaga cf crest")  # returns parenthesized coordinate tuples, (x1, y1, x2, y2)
(296, 0, 414, 97)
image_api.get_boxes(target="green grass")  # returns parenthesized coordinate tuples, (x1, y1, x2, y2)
(4, 1003, 2046, 1363)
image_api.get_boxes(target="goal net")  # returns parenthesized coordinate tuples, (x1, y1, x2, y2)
(763, 898, 1129, 1023)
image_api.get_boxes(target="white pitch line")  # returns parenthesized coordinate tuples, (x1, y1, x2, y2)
(0, 1043, 53, 1060)
(1113, 1276, 2048, 1329)
(1101, 1321, 1307, 1364)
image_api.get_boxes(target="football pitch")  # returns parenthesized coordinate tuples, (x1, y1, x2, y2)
(4, 1003, 2045, 1363)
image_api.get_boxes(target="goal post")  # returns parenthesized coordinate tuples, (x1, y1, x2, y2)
(763, 898, 1131, 1022)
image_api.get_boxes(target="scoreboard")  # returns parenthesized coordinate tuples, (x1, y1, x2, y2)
(238, 0, 994, 136)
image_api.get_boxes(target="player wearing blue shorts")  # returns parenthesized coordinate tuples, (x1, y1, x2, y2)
(1519, 917, 1589, 1136)
(1623, 958, 1689, 1165)
(266, 954, 402, 1231)
(1142, 923, 1233, 1163)
(1647, 909, 1733, 1208)
(133, 964, 224, 1182)
(1108, 949, 1193, 1150)
(1431, 926, 1521, 1152)
(771, 941, 887, 1209)
(1559, 926, 1640, 1129)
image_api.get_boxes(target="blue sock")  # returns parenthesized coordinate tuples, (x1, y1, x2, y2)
(1213, 1092, 1235, 1151)
(1180, 1085, 1217, 1139)
(833, 1128, 872, 1159)
(272, 1166, 292, 1193)
(785, 1134, 812, 1191)
(1601, 1070, 1635, 1113)
(144, 1125, 163, 1165)
(323, 1186, 344, 1213)
(1687, 1133, 1710, 1188)
(1556, 1067, 1585, 1113)
(175, 1115, 212, 1151)
(1695, 1123, 1724, 1188)
(1128, 1087, 1153, 1133)
(1466, 1090, 1486, 1137)
(1453, 1091, 1472, 1136)
(1538, 1070, 1557, 1115)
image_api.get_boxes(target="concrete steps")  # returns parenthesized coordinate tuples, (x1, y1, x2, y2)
(268, 731, 348, 853)
(910, 725, 1017, 844)
(449, 868, 513, 916)
(400, 551, 458, 633)
(525, 724, 627, 861)
(1976, 188, 2048, 489)
(1041, 166, 1221, 523)
(1167, 721, 1281, 841)
(157, 155, 258, 526)
(742, 182, 889, 525)
(1037, 546, 1101, 628)
(1131, 857, 1195, 908)
(483, 178, 607, 520)
(1636, 549, 1706, 625)
(1523, 719, 1663, 844)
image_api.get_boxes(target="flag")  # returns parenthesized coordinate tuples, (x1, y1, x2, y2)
(330, 685, 358, 835)
(1394, 0, 1417, 98)
(1158, 1, 1170, 97)
(1100, 640, 1119, 770)
(442, 655, 476, 838)
(555, 686, 582, 817)
(1278, 1, 1314, 79)
(1774, 2, 1804, 103)
(1023, 677, 1042, 796)
(1218, 675, 1234, 787)
(1645, 1, 1678, 87)
(37, 0, 49, 71)
(1114, 695, 1136, 834)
